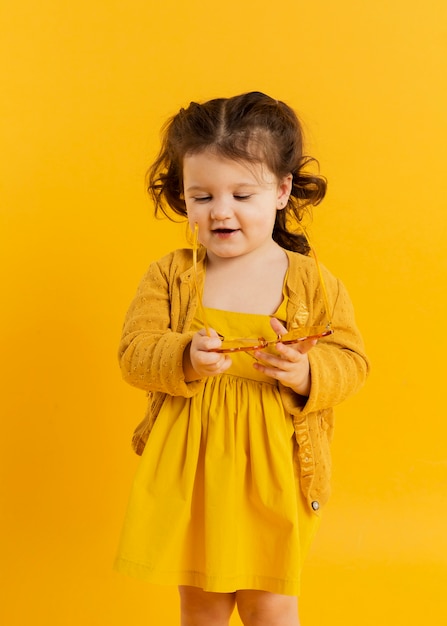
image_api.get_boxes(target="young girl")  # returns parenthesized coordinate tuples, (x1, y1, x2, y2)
(115, 91, 368, 626)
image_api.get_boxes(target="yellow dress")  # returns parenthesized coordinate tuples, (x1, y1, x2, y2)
(115, 298, 320, 596)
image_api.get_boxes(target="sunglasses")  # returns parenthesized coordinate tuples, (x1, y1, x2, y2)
(192, 223, 333, 353)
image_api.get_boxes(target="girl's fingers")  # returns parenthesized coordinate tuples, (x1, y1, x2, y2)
(194, 327, 223, 351)
(269, 317, 317, 355)
(269, 317, 288, 336)
(254, 349, 296, 371)
(284, 337, 318, 355)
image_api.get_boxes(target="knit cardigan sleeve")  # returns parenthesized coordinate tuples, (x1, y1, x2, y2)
(118, 253, 204, 397)
(280, 265, 369, 417)
(305, 277, 368, 412)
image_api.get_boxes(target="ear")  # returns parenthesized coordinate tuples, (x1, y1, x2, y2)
(276, 174, 293, 210)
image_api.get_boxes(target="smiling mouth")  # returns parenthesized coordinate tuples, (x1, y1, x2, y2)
(213, 228, 238, 234)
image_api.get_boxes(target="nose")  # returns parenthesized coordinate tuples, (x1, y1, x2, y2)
(210, 196, 233, 221)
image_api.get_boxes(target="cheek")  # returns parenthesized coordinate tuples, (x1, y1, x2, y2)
(186, 202, 209, 221)
(186, 208, 198, 223)
(186, 214, 197, 233)
(184, 200, 195, 217)
(185, 206, 204, 232)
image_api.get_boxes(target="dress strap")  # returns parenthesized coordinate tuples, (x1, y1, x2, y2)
(272, 269, 289, 322)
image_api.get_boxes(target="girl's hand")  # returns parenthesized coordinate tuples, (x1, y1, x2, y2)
(183, 328, 232, 381)
(252, 317, 317, 396)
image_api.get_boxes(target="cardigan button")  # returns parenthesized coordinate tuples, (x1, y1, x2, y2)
(311, 501, 320, 511)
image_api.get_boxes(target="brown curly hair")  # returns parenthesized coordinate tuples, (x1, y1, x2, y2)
(147, 91, 327, 254)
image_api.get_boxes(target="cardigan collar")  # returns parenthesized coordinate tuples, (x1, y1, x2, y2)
(179, 245, 309, 296)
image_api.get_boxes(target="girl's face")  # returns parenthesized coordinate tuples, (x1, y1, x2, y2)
(183, 149, 292, 265)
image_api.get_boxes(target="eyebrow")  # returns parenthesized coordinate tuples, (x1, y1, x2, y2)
(185, 183, 260, 193)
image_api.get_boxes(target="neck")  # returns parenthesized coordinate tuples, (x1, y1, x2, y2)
(205, 240, 285, 271)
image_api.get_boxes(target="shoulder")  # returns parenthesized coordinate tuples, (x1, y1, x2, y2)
(140, 248, 195, 282)
(126, 249, 194, 300)
(151, 248, 193, 271)
(285, 249, 337, 283)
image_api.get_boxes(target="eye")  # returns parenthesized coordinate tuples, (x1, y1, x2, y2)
(234, 195, 251, 201)
(193, 196, 212, 203)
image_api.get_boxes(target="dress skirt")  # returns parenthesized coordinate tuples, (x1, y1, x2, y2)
(115, 307, 320, 596)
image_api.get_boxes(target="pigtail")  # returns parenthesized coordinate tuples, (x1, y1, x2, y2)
(146, 115, 188, 220)
(273, 156, 327, 254)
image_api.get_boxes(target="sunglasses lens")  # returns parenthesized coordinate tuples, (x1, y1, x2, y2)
(209, 337, 268, 353)
(280, 325, 333, 344)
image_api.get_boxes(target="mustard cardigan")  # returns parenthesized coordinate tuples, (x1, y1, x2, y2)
(119, 247, 369, 513)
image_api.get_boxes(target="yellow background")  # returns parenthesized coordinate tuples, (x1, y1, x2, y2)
(1, 1, 446, 624)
